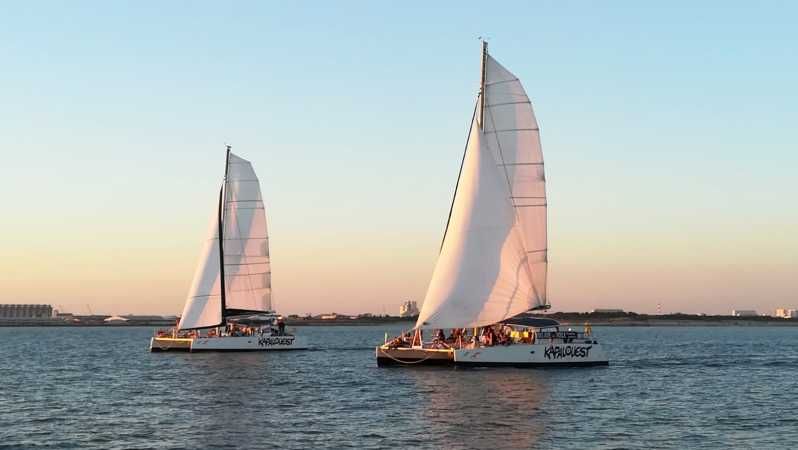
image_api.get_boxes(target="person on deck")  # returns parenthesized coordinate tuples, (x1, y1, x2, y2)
(277, 317, 286, 335)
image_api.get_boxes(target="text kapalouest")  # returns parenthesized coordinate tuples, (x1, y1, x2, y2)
(544, 345, 592, 359)
(258, 337, 295, 346)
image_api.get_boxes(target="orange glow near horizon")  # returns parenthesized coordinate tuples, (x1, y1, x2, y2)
(2, 216, 795, 316)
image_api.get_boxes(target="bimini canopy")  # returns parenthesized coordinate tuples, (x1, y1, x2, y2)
(502, 314, 559, 329)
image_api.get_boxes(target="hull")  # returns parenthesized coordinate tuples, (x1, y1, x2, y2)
(375, 342, 608, 368)
(150, 337, 193, 352)
(149, 335, 308, 352)
(454, 343, 608, 367)
(190, 335, 308, 352)
(376, 347, 454, 366)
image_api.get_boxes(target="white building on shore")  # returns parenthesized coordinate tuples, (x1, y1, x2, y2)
(399, 300, 419, 318)
(775, 308, 797, 319)
(732, 309, 758, 317)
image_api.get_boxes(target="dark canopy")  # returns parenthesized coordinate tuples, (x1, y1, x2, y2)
(503, 313, 560, 329)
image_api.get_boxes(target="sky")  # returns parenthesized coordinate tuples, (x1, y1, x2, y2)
(1, 1, 796, 316)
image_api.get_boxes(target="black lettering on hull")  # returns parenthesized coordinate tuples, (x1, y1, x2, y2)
(258, 337, 296, 347)
(544, 345, 592, 360)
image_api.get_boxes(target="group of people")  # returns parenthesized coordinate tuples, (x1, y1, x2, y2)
(156, 317, 288, 339)
(386, 325, 541, 350)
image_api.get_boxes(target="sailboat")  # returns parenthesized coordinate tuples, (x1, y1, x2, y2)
(150, 146, 308, 352)
(376, 43, 608, 367)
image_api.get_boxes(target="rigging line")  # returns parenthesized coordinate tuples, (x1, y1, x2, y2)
(439, 98, 479, 253)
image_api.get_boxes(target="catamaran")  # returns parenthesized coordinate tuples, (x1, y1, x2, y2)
(377, 43, 608, 367)
(150, 146, 307, 352)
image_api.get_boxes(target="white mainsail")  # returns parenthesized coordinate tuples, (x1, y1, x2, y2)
(416, 47, 547, 330)
(178, 152, 272, 330)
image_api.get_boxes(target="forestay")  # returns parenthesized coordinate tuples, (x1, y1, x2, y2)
(416, 52, 547, 330)
(178, 152, 272, 329)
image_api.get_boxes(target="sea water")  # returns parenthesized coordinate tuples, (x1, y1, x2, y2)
(1, 325, 796, 449)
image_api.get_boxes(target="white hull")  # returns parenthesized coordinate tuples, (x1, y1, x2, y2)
(191, 335, 308, 351)
(377, 342, 608, 367)
(454, 342, 608, 367)
(150, 334, 308, 352)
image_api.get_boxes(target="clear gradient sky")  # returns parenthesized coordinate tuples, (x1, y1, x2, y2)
(1, 2, 796, 316)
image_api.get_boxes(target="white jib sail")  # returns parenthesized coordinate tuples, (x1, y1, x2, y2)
(178, 208, 224, 330)
(178, 152, 271, 329)
(416, 53, 547, 330)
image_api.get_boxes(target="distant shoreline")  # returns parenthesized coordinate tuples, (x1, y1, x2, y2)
(1, 313, 797, 327)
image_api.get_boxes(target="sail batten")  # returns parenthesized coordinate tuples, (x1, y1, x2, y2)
(178, 152, 272, 330)
(416, 50, 548, 330)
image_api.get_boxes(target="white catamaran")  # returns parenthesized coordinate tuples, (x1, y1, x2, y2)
(377, 43, 608, 367)
(150, 147, 307, 352)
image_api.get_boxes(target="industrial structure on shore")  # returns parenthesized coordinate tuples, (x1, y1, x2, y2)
(0, 304, 177, 326)
(0, 304, 54, 319)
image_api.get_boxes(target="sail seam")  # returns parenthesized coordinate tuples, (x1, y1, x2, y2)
(499, 162, 543, 166)
(487, 100, 531, 107)
(485, 88, 541, 309)
(231, 186, 260, 313)
(485, 78, 519, 86)
(484, 128, 539, 134)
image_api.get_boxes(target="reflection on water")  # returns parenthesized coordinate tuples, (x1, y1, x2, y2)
(409, 369, 551, 448)
(2, 325, 798, 449)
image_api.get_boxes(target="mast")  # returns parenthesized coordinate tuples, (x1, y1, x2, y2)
(218, 145, 231, 322)
(478, 40, 488, 130)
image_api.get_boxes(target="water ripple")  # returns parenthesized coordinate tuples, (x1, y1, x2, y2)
(1, 326, 797, 449)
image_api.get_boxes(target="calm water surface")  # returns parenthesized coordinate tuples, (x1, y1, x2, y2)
(1, 325, 797, 449)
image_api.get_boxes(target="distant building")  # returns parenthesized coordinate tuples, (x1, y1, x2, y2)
(320, 313, 338, 320)
(775, 308, 797, 319)
(104, 315, 129, 324)
(590, 308, 624, 314)
(732, 310, 757, 317)
(0, 304, 53, 319)
(399, 300, 419, 318)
